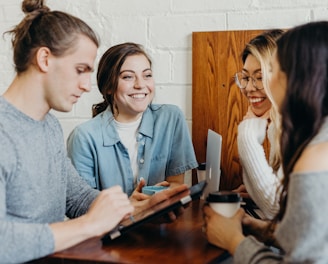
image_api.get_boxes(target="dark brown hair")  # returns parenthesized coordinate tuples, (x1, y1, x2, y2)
(5, 0, 99, 73)
(93, 42, 152, 117)
(270, 21, 328, 241)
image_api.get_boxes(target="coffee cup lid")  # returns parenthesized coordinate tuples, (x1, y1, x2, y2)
(197, 162, 206, 170)
(206, 191, 241, 203)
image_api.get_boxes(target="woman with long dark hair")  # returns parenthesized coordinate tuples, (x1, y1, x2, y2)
(203, 21, 328, 263)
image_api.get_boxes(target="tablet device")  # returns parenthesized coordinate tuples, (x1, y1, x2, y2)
(102, 180, 207, 243)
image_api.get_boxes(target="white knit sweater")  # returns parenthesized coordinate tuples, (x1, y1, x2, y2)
(237, 118, 282, 219)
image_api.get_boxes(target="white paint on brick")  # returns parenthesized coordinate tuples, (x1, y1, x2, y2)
(153, 84, 192, 120)
(172, 50, 192, 85)
(0, 0, 326, 144)
(172, 0, 252, 12)
(313, 8, 328, 20)
(228, 9, 312, 29)
(150, 14, 227, 48)
(149, 50, 171, 84)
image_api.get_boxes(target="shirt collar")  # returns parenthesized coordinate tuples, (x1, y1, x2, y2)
(101, 105, 154, 146)
(138, 106, 154, 138)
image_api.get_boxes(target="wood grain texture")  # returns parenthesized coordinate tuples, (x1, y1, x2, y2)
(192, 30, 266, 190)
(33, 200, 225, 264)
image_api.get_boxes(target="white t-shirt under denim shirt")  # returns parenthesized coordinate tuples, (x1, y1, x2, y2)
(114, 116, 142, 187)
(67, 104, 198, 196)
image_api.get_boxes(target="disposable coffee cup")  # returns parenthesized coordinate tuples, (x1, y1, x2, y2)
(206, 191, 241, 217)
(197, 162, 206, 183)
(197, 162, 206, 199)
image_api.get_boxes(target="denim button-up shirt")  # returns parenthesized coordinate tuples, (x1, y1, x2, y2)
(67, 104, 198, 196)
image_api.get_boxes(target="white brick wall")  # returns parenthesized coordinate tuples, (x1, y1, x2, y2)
(0, 0, 327, 143)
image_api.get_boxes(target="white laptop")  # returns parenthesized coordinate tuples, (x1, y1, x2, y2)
(202, 129, 265, 220)
(203, 129, 222, 199)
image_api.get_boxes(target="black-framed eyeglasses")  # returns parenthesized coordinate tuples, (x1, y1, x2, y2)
(234, 72, 264, 90)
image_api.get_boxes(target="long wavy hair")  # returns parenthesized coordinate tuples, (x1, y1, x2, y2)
(241, 29, 285, 172)
(93, 42, 152, 117)
(271, 21, 328, 230)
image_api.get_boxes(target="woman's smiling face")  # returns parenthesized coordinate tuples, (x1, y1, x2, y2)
(113, 54, 155, 122)
(241, 54, 272, 117)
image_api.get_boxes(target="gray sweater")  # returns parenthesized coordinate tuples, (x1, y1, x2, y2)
(234, 118, 328, 263)
(0, 97, 99, 263)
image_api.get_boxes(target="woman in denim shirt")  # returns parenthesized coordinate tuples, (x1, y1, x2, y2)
(67, 42, 198, 198)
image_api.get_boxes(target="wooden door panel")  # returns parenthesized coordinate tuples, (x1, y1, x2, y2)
(192, 30, 264, 190)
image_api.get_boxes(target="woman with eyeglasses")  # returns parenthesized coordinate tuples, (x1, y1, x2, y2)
(233, 29, 285, 220)
(204, 20, 328, 263)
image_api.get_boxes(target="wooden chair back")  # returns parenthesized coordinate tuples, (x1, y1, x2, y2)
(192, 30, 270, 190)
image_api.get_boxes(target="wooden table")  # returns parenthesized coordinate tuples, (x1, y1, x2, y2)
(34, 200, 229, 264)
